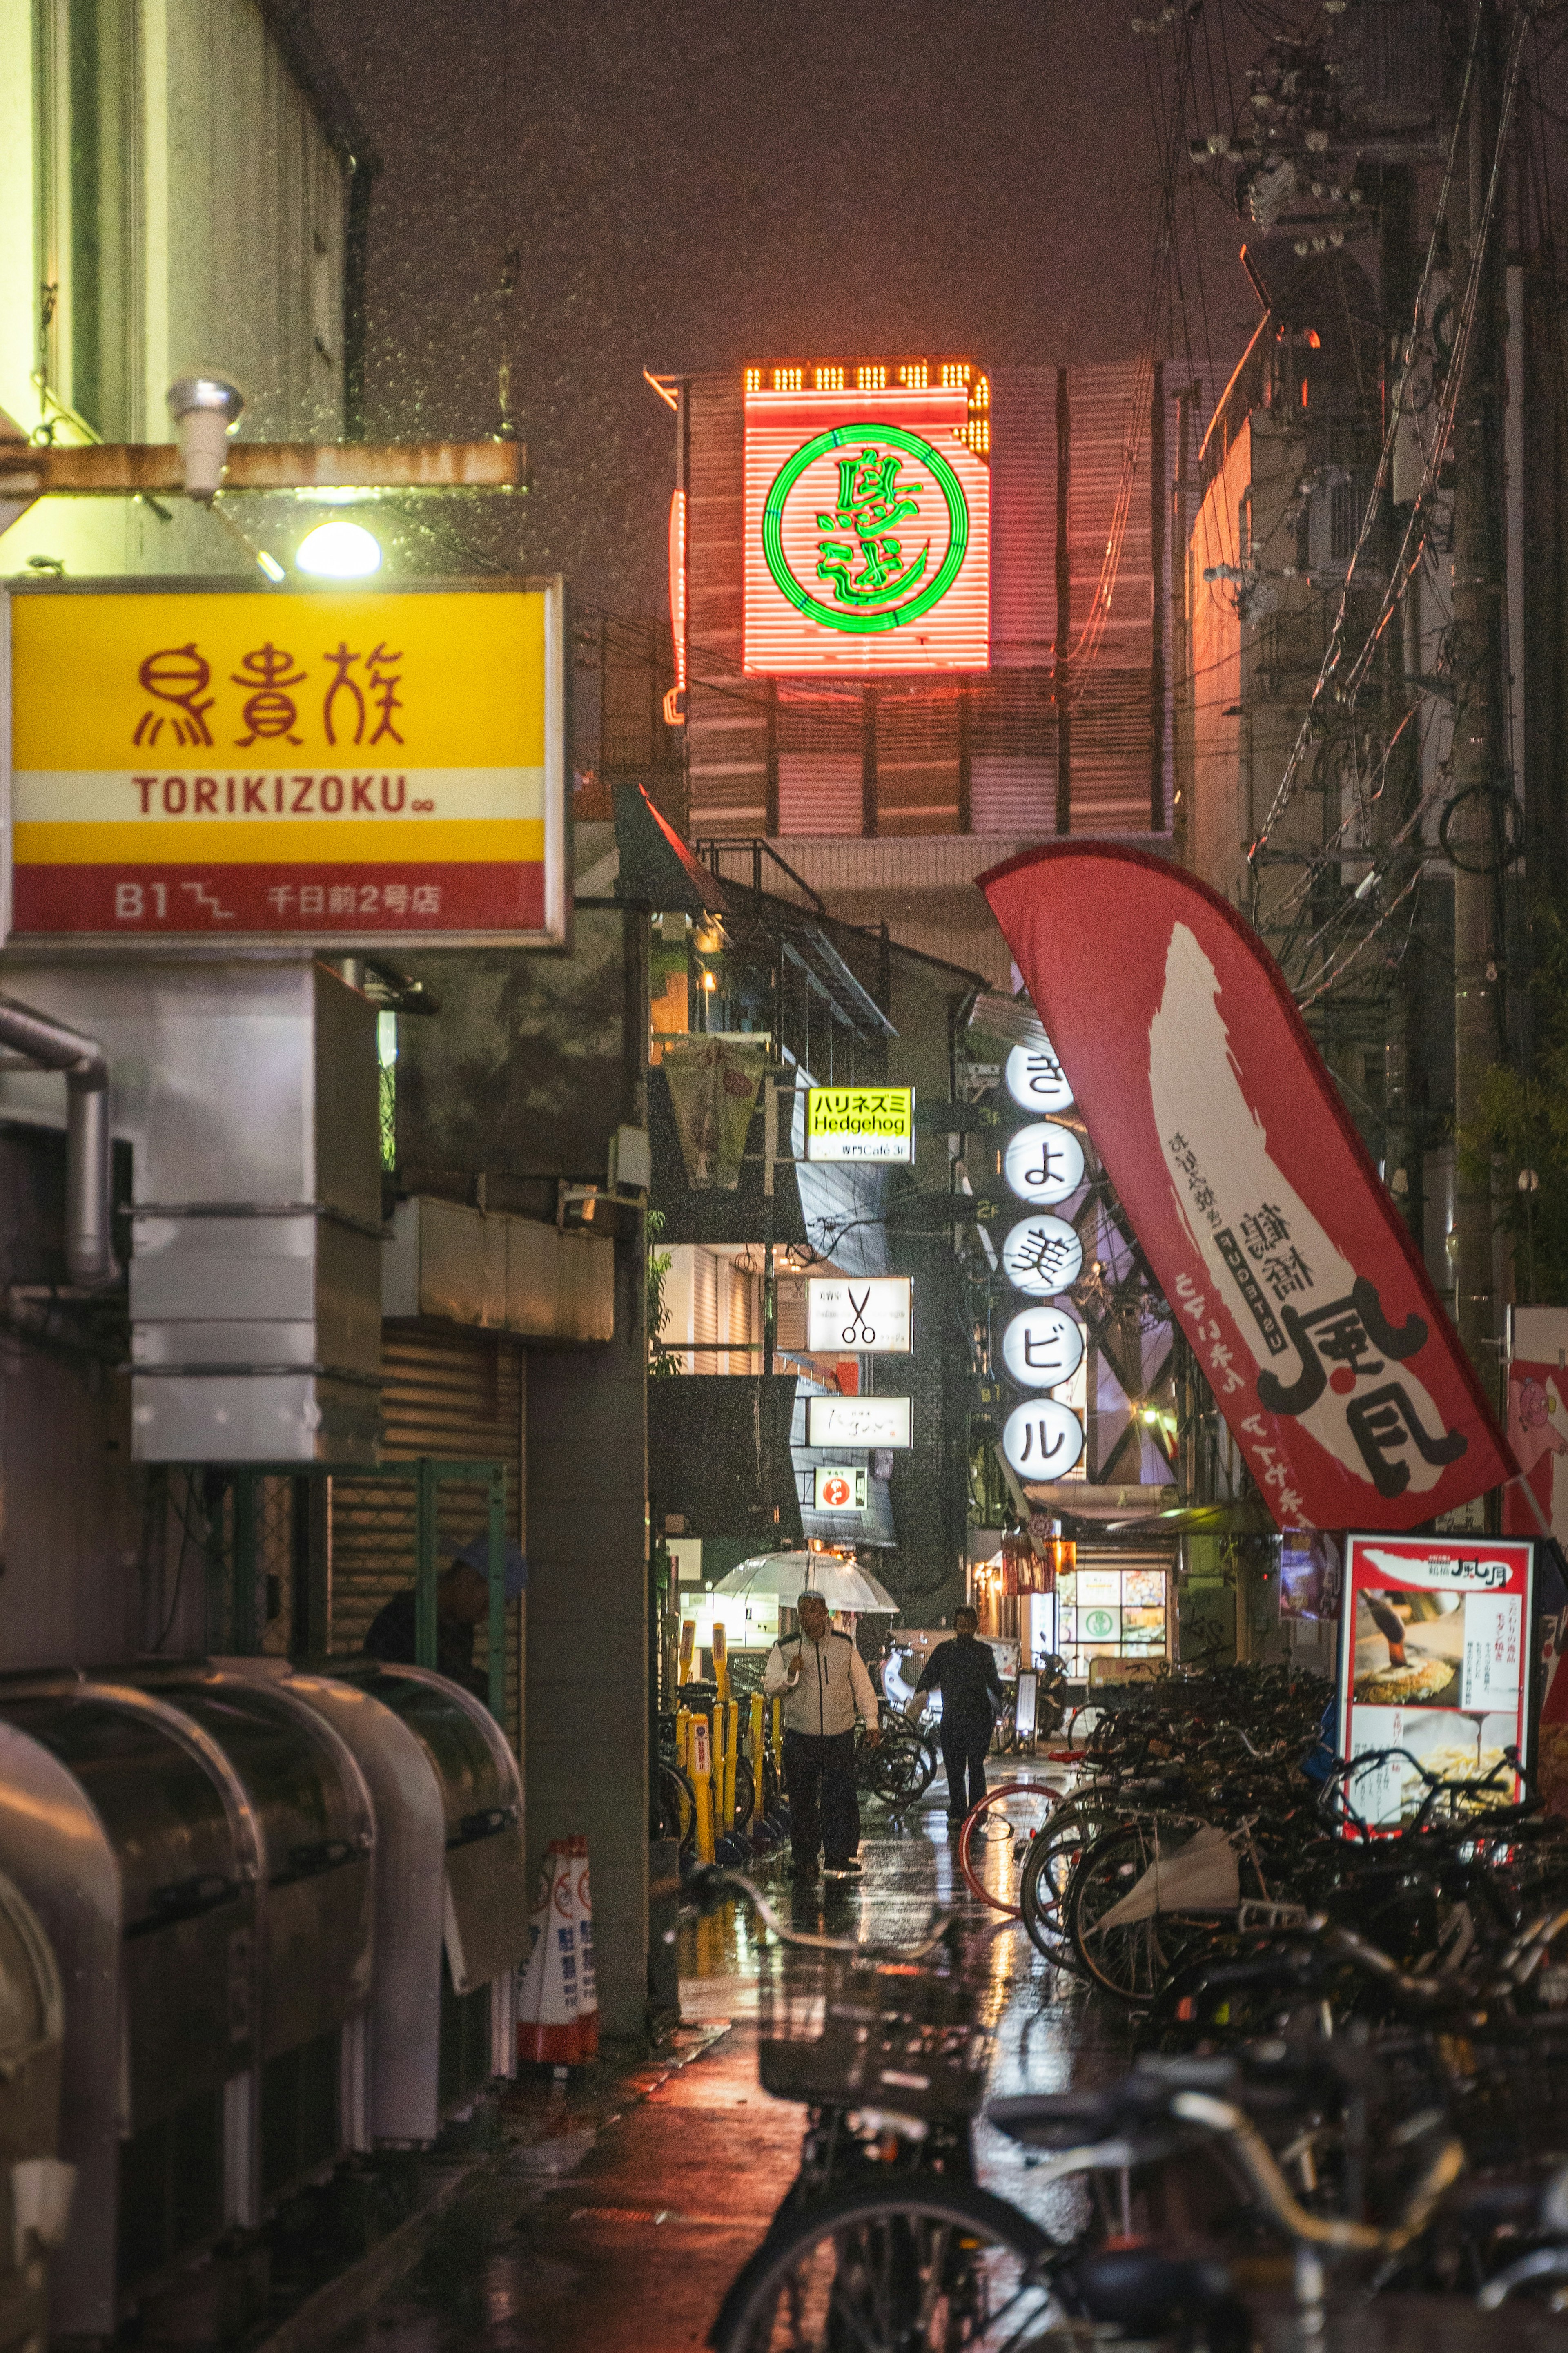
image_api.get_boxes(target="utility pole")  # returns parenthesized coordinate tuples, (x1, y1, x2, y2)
(1379, 162, 1425, 1249)
(1450, 0, 1509, 1389)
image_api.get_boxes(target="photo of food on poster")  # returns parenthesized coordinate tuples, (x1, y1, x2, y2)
(1335, 1532, 1534, 1832)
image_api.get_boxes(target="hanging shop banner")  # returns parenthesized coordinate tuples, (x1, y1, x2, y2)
(806, 1276, 912, 1354)
(981, 845, 1514, 1532)
(806, 1395, 911, 1450)
(1334, 1532, 1534, 1834)
(1279, 1531, 1343, 1622)
(743, 379, 989, 674)
(804, 1086, 913, 1164)
(2, 578, 568, 951)
(814, 1465, 867, 1512)
(662, 1036, 768, 1190)
(1503, 1306, 1568, 1548)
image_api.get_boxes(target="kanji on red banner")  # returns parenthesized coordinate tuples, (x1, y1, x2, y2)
(980, 844, 1513, 1532)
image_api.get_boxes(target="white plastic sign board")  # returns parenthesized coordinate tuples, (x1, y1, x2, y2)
(806, 1395, 912, 1450)
(814, 1465, 867, 1512)
(806, 1276, 912, 1354)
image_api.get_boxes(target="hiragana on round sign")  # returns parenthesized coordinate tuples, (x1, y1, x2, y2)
(1004, 1039, 1073, 1114)
(1003, 1121, 1085, 1208)
(1001, 1214, 1084, 1297)
(1002, 1305, 1084, 1389)
(762, 424, 970, 636)
(1001, 1398, 1085, 1480)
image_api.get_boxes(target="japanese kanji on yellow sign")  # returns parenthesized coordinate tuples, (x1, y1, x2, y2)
(2, 579, 567, 947)
(804, 1086, 914, 1164)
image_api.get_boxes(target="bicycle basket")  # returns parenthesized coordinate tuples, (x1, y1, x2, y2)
(758, 1945, 989, 2121)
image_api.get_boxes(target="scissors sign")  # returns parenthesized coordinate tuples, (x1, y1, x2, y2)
(841, 1287, 876, 1345)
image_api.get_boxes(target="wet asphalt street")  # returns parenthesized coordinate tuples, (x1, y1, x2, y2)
(340, 1764, 1125, 2352)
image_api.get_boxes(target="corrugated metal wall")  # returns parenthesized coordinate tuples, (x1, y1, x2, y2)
(329, 1327, 526, 1755)
(163, 0, 347, 439)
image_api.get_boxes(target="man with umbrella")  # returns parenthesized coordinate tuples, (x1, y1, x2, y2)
(763, 1592, 880, 1884)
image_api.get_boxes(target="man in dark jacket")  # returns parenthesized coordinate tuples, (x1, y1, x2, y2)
(363, 1537, 526, 1697)
(911, 1608, 1004, 1827)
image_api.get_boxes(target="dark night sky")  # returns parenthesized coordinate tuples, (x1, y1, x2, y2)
(312, 0, 1256, 616)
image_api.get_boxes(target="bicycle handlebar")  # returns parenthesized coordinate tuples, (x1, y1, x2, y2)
(1170, 2089, 1465, 2255)
(680, 1866, 952, 1959)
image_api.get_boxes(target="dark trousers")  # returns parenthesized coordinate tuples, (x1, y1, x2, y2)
(941, 1714, 991, 1819)
(783, 1728, 858, 1867)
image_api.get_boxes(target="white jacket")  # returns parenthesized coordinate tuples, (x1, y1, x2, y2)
(763, 1629, 879, 1737)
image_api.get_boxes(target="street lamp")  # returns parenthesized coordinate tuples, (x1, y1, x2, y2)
(296, 519, 383, 577)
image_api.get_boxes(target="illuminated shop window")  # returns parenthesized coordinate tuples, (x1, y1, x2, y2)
(1055, 1566, 1168, 1681)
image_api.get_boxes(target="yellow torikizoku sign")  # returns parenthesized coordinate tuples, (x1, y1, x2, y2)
(2, 579, 566, 946)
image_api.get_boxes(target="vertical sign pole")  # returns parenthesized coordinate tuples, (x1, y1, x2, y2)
(487, 1464, 508, 1723)
(415, 1458, 439, 1671)
(763, 1074, 777, 1533)
(231, 1471, 258, 1654)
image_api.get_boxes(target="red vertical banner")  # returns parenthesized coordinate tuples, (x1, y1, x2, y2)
(980, 845, 1513, 1532)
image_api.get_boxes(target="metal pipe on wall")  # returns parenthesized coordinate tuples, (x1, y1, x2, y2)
(0, 996, 117, 1290)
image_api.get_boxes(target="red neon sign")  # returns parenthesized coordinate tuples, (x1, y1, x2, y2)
(744, 384, 989, 674)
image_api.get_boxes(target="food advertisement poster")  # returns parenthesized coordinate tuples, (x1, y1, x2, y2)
(1334, 1532, 1535, 1833)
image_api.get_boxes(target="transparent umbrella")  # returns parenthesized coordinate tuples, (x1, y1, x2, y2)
(712, 1551, 899, 1615)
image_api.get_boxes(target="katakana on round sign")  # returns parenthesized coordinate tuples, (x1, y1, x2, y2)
(1005, 1039, 1073, 1115)
(1003, 1120, 1085, 1208)
(1000, 1214, 1084, 1296)
(1002, 1305, 1084, 1389)
(1001, 1398, 1085, 1480)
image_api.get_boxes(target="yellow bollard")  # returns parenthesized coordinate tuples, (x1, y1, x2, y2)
(771, 1695, 784, 1769)
(724, 1700, 739, 1837)
(712, 1621, 731, 1703)
(689, 1713, 715, 1863)
(748, 1692, 765, 1825)
(675, 1705, 692, 1775)
(679, 1618, 696, 1686)
(709, 1708, 722, 1835)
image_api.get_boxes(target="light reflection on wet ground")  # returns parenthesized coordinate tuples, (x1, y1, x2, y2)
(677, 1762, 1129, 2242)
(345, 1760, 1130, 2352)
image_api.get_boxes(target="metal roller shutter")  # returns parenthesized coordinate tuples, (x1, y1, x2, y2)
(330, 1327, 526, 1754)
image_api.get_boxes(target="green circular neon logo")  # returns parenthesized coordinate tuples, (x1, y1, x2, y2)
(762, 422, 970, 636)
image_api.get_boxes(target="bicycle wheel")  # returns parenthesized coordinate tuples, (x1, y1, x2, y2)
(1019, 1797, 1129, 1970)
(734, 1752, 756, 1828)
(710, 2179, 1059, 2353)
(656, 1759, 697, 1852)
(957, 1784, 1058, 1918)
(1068, 1815, 1215, 2007)
(861, 1729, 933, 1808)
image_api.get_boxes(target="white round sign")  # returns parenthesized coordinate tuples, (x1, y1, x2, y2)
(1005, 1039, 1074, 1115)
(1001, 1215, 1084, 1296)
(1001, 1398, 1085, 1480)
(1003, 1120, 1085, 1207)
(1001, 1306, 1084, 1389)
